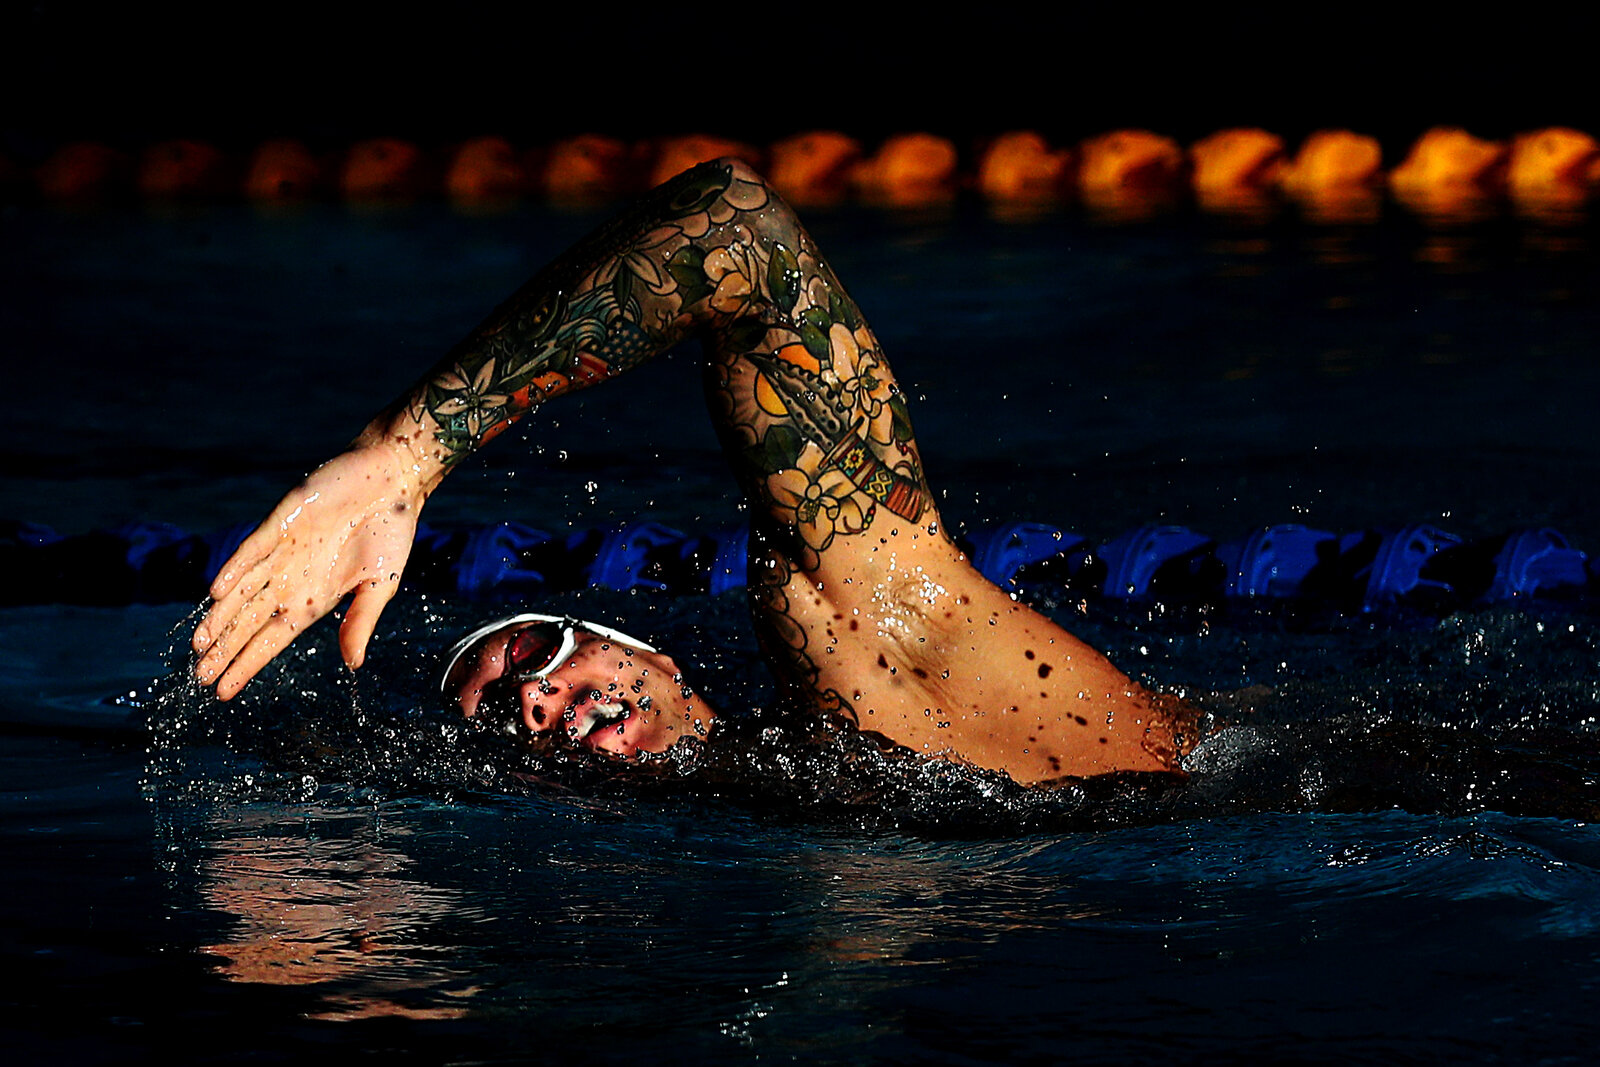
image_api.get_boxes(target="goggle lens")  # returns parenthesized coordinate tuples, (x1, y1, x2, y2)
(507, 623, 566, 678)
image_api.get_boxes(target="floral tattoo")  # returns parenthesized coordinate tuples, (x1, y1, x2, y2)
(409, 159, 935, 713)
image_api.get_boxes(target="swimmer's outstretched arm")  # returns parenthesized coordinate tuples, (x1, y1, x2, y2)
(194, 159, 922, 697)
(191, 158, 1180, 780)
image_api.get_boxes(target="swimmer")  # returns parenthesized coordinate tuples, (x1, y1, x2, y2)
(192, 159, 1189, 784)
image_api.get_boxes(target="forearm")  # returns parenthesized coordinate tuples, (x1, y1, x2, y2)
(380, 159, 782, 473)
(194, 160, 789, 697)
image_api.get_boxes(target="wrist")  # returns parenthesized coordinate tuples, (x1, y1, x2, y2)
(351, 406, 448, 504)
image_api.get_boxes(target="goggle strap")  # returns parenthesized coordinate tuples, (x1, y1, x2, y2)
(439, 612, 658, 694)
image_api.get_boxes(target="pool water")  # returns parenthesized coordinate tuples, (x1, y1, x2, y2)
(5, 193, 1600, 1062)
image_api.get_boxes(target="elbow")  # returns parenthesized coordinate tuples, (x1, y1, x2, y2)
(703, 157, 801, 238)
(710, 155, 766, 186)
(657, 157, 799, 249)
(687, 156, 791, 219)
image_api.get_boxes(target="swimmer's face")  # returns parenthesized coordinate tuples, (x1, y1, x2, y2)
(445, 621, 716, 758)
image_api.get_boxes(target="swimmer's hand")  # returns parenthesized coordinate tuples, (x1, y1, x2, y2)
(191, 440, 431, 699)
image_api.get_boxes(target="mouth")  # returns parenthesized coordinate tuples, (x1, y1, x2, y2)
(570, 695, 633, 745)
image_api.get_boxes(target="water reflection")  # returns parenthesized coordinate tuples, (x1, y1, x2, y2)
(1064, 172, 1594, 232)
(1194, 185, 1282, 223)
(1511, 189, 1591, 228)
(1289, 185, 1384, 225)
(793, 838, 1116, 964)
(1392, 185, 1505, 228)
(192, 803, 478, 1021)
(1081, 186, 1183, 224)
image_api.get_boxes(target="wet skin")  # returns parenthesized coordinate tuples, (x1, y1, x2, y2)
(447, 621, 717, 758)
(193, 159, 1188, 784)
(765, 510, 1183, 783)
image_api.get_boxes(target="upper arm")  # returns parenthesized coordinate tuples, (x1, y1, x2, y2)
(684, 167, 945, 706)
(696, 178, 936, 575)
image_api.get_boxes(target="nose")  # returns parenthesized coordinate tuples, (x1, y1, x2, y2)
(516, 680, 562, 733)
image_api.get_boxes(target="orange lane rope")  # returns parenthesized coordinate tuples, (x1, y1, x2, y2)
(7, 127, 1598, 222)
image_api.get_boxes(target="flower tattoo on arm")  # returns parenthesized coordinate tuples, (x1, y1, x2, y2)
(406, 158, 935, 712)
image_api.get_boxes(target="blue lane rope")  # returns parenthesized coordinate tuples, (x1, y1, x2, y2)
(2, 518, 1593, 611)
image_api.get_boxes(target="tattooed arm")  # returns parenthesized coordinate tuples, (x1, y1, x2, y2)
(193, 159, 875, 697)
(675, 165, 1184, 780)
(191, 159, 1180, 781)
(192, 163, 748, 694)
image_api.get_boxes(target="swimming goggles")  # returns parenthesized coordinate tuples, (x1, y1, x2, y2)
(438, 613, 658, 695)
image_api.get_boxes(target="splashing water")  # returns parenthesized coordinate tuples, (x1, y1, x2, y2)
(135, 589, 1600, 833)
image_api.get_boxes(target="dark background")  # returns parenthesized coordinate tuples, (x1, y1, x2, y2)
(1, 3, 1588, 157)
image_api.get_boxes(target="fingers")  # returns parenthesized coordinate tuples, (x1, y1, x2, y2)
(198, 566, 398, 697)
(339, 576, 399, 670)
(207, 516, 286, 602)
(195, 578, 299, 696)
(194, 542, 324, 693)
(213, 610, 311, 701)
(188, 445, 427, 698)
(198, 482, 332, 647)
(193, 550, 274, 654)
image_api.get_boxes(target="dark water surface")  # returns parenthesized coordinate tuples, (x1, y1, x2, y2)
(5, 195, 1600, 1062)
